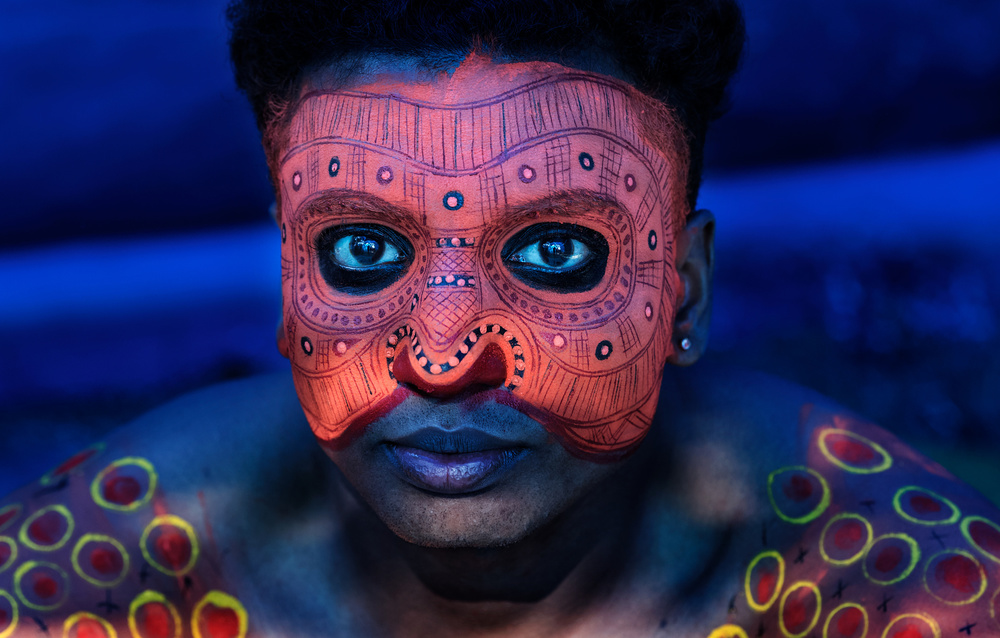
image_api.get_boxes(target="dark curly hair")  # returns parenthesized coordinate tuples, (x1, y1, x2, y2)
(227, 0, 745, 208)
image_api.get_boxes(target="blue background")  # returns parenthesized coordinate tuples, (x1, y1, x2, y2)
(1, 0, 999, 496)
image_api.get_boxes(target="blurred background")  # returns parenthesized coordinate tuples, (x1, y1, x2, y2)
(1, 0, 998, 498)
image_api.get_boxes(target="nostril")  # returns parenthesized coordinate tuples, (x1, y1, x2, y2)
(392, 342, 508, 398)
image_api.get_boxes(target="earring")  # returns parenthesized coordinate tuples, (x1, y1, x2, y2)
(679, 337, 692, 351)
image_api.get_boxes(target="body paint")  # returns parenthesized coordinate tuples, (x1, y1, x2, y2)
(277, 64, 688, 460)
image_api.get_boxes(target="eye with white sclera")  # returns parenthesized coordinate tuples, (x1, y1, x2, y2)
(501, 223, 609, 293)
(331, 234, 404, 269)
(507, 237, 592, 271)
(315, 224, 414, 295)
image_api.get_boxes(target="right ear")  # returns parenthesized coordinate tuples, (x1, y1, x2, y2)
(277, 319, 290, 359)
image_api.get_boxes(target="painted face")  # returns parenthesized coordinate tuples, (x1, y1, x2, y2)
(277, 57, 687, 461)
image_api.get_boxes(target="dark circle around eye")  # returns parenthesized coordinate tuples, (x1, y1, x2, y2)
(315, 224, 414, 296)
(579, 152, 594, 171)
(329, 157, 340, 177)
(501, 222, 609, 293)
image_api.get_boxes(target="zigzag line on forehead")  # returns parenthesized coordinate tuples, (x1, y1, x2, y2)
(281, 74, 671, 173)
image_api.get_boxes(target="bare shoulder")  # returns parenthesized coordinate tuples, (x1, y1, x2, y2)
(681, 365, 1000, 638)
(0, 373, 326, 637)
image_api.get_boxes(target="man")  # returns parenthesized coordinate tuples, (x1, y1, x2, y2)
(1, 1, 998, 636)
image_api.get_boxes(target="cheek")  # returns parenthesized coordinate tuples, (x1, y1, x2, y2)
(279, 210, 430, 442)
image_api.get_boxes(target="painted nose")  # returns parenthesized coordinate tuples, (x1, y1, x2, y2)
(391, 339, 507, 398)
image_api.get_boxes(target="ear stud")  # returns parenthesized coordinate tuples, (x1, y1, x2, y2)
(679, 337, 692, 351)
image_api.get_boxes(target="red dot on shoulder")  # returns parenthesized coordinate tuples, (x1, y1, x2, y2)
(139, 602, 174, 638)
(834, 521, 864, 549)
(890, 627, 924, 638)
(757, 569, 777, 603)
(155, 529, 192, 569)
(76, 618, 110, 638)
(52, 449, 98, 476)
(935, 554, 981, 594)
(909, 495, 942, 514)
(782, 596, 808, 633)
(103, 475, 142, 505)
(28, 510, 65, 545)
(874, 546, 904, 573)
(830, 438, 876, 464)
(204, 604, 241, 638)
(969, 520, 1000, 555)
(32, 573, 59, 599)
(783, 475, 814, 502)
(837, 608, 864, 636)
(89, 547, 123, 575)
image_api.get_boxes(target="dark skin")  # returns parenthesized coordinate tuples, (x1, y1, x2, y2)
(2, 58, 998, 638)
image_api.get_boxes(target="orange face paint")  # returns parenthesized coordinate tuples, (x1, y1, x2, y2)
(277, 59, 688, 460)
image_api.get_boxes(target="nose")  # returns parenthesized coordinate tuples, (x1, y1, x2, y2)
(391, 336, 508, 398)
(387, 234, 512, 397)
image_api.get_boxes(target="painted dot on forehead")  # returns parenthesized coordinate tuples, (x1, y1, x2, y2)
(328, 156, 340, 177)
(376, 165, 394, 185)
(624, 174, 637, 192)
(292, 171, 302, 191)
(518, 164, 537, 183)
(443, 191, 464, 210)
(301, 336, 313, 356)
(648, 230, 657, 250)
(578, 152, 594, 171)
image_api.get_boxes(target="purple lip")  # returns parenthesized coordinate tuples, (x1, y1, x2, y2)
(389, 427, 521, 454)
(383, 427, 528, 494)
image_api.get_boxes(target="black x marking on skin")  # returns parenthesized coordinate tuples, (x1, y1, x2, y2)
(860, 499, 876, 513)
(931, 530, 948, 549)
(959, 621, 976, 635)
(831, 579, 848, 600)
(728, 595, 737, 614)
(757, 621, 766, 637)
(97, 589, 119, 615)
(877, 593, 893, 613)
(139, 562, 151, 584)
(794, 546, 809, 564)
(32, 616, 49, 634)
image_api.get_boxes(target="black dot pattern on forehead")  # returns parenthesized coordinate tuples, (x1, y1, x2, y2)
(328, 156, 340, 177)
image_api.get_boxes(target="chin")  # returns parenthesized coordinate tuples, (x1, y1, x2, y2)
(372, 489, 543, 549)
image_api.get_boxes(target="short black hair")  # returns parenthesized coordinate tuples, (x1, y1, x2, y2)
(227, 0, 745, 209)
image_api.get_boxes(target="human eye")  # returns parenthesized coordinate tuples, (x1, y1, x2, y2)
(501, 222, 609, 292)
(315, 224, 414, 294)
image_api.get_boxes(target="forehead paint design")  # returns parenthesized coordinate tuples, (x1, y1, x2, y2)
(279, 72, 684, 460)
